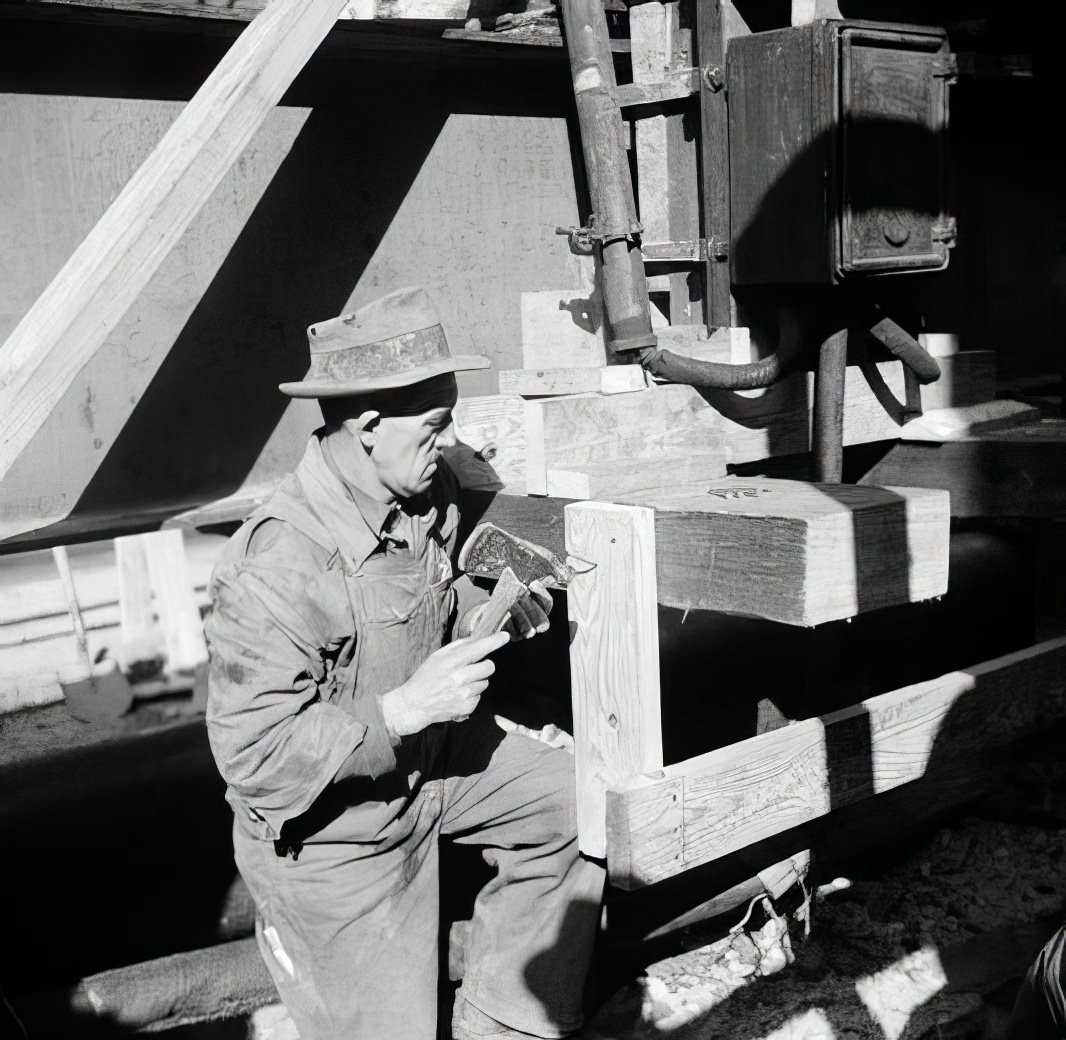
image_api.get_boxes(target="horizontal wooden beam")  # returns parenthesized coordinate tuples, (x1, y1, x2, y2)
(548, 451, 726, 500)
(605, 638, 1066, 888)
(27, 0, 622, 24)
(616, 476, 949, 624)
(524, 351, 995, 496)
(0, 0, 351, 485)
(858, 419, 1066, 519)
(614, 66, 699, 108)
(498, 365, 647, 398)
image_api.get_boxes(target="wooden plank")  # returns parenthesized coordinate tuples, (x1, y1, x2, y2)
(566, 502, 663, 858)
(790, 0, 841, 24)
(527, 352, 995, 495)
(0, 533, 222, 714)
(696, 0, 748, 325)
(498, 366, 647, 398)
(899, 400, 1040, 441)
(116, 534, 163, 671)
(531, 384, 729, 496)
(142, 530, 208, 676)
(520, 288, 607, 371)
(30, 0, 503, 22)
(614, 68, 699, 108)
(858, 420, 1066, 519)
(0, 0, 353, 485)
(621, 476, 949, 624)
(548, 451, 727, 500)
(652, 323, 746, 362)
(629, 2, 701, 323)
(452, 395, 527, 495)
(607, 638, 1066, 888)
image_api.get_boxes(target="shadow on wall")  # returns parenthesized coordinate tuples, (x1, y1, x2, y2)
(67, 101, 449, 526)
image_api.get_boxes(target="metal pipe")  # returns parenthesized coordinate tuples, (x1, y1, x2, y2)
(558, 0, 786, 388)
(558, 0, 656, 354)
(812, 328, 849, 483)
(639, 346, 783, 389)
(869, 316, 941, 385)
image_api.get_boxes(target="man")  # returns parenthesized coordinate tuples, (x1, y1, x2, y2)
(205, 287, 604, 1040)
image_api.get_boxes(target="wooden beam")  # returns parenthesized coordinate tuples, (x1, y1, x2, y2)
(695, 0, 748, 326)
(606, 638, 1066, 888)
(0, 532, 222, 714)
(790, 0, 841, 24)
(525, 351, 995, 495)
(614, 67, 699, 108)
(629, 2, 701, 324)
(452, 395, 527, 495)
(29, 0, 490, 22)
(566, 502, 663, 858)
(498, 366, 647, 398)
(858, 420, 1066, 519)
(618, 476, 949, 624)
(0, 0, 351, 484)
(899, 400, 1040, 441)
(548, 451, 726, 500)
(519, 288, 608, 371)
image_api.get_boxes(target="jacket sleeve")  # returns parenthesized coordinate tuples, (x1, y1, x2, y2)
(204, 522, 392, 838)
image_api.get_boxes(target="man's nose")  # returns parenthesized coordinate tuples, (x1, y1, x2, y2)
(436, 423, 458, 449)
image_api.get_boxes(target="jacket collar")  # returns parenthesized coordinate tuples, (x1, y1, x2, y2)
(292, 432, 455, 571)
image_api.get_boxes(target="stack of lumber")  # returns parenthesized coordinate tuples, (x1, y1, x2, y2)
(0, 530, 224, 714)
(457, 285, 1010, 501)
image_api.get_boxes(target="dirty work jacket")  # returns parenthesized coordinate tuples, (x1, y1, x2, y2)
(205, 433, 464, 846)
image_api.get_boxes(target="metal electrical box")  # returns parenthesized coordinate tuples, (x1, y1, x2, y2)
(727, 19, 955, 286)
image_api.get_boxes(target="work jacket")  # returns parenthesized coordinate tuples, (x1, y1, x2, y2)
(205, 433, 463, 847)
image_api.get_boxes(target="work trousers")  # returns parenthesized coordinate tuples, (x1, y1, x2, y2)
(233, 719, 605, 1040)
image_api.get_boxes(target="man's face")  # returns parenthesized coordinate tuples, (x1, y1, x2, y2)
(364, 374, 459, 499)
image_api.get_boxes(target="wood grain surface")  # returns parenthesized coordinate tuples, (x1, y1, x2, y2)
(566, 502, 663, 857)
(607, 638, 1066, 887)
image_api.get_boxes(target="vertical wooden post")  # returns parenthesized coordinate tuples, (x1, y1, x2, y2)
(695, 0, 748, 327)
(630, 1, 702, 326)
(566, 501, 663, 858)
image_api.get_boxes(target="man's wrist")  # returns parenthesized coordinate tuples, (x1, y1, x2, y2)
(379, 688, 409, 743)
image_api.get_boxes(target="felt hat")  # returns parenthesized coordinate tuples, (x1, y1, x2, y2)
(279, 286, 490, 397)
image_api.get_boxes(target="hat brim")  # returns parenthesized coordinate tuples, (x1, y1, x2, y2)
(279, 355, 491, 398)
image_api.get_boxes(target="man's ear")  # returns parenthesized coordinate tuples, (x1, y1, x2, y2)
(343, 410, 380, 450)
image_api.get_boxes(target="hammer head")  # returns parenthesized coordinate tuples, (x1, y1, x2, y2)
(458, 522, 589, 589)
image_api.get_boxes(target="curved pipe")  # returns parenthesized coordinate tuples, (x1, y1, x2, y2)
(869, 316, 941, 385)
(638, 346, 784, 390)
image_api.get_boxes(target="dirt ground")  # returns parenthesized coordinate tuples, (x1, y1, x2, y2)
(587, 748, 1066, 1040)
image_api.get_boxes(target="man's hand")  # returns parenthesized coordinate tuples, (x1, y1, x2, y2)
(380, 631, 510, 739)
(459, 579, 553, 641)
(502, 579, 553, 640)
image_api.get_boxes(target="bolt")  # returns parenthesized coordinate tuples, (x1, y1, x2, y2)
(703, 65, 725, 92)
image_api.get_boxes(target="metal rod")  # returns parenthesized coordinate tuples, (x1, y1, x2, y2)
(812, 328, 849, 483)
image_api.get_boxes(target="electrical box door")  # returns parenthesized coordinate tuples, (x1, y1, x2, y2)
(728, 19, 954, 286)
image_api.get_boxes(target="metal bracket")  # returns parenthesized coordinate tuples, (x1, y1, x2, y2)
(931, 54, 959, 84)
(931, 216, 958, 247)
(708, 235, 729, 261)
(701, 63, 725, 93)
(641, 239, 707, 263)
(555, 214, 645, 256)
